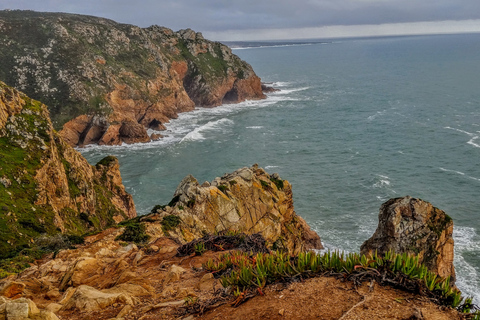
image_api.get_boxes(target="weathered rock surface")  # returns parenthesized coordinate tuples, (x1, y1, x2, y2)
(360, 196, 455, 281)
(149, 165, 323, 255)
(0, 10, 267, 146)
(0, 82, 136, 255)
(0, 224, 464, 320)
(0, 296, 59, 320)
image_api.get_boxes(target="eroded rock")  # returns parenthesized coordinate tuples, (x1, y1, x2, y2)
(149, 165, 323, 255)
(360, 196, 455, 281)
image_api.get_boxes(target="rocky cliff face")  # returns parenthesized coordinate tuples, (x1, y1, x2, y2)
(147, 165, 323, 255)
(360, 196, 455, 281)
(0, 10, 266, 146)
(0, 81, 136, 255)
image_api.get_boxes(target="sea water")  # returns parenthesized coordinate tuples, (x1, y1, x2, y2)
(80, 34, 480, 300)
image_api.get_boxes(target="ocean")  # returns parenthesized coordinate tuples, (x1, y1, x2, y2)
(80, 34, 480, 300)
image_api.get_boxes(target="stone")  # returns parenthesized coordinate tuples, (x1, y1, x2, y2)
(62, 285, 134, 312)
(45, 303, 63, 314)
(45, 288, 61, 300)
(360, 196, 455, 281)
(197, 273, 216, 291)
(36, 310, 61, 320)
(0, 281, 25, 298)
(116, 304, 133, 318)
(4, 298, 40, 319)
(165, 265, 186, 284)
(5, 302, 29, 320)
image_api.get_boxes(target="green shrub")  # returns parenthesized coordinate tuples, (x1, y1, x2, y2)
(269, 177, 284, 190)
(168, 195, 181, 207)
(115, 223, 149, 244)
(95, 155, 117, 168)
(218, 185, 228, 193)
(161, 215, 182, 234)
(151, 204, 166, 213)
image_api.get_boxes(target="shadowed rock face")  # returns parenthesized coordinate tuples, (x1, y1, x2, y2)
(360, 196, 455, 281)
(149, 165, 323, 255)
(0, 10, 266, 146)
(0, 82, 136, 255)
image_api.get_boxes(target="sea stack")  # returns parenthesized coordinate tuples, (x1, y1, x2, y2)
(360, 196, 455, 281)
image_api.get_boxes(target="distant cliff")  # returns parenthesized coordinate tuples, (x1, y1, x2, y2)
(0, 81, 136, 255)
(0, 10, 266, 146)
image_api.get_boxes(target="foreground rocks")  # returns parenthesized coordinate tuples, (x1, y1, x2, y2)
(0, 225, 464, 320)
(361, 196, 455, 281)
(147, 165, 323, 255)
(0, 10, 267, 146)
(0, 82, 136, 255)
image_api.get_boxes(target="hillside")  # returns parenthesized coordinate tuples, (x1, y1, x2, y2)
(0, 10, 266, 146)
(0, 81, 136, 256)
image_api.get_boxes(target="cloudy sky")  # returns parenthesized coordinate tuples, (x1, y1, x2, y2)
(2, 0, 480, 40)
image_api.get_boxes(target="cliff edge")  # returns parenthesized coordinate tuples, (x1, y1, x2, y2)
(0, 81, 136, 255)
(0, 10, 266, 146)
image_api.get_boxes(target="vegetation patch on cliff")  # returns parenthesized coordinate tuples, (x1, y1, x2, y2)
(202, 250, 478, 316)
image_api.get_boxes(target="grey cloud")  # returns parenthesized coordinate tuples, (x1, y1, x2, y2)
(2, 0, 480, 33)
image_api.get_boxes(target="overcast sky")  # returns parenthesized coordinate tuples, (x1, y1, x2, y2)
(2, 0, 480, 40)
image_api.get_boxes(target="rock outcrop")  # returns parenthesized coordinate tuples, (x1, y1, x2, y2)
(147, 165, 323, 255)
(0, 81, 136, 255)
(0, 10, 266, 146)
(360, 196, 455, 281)
(0, 219, 464, 320)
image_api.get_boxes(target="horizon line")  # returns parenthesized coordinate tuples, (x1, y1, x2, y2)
(204, 20, 480, 42)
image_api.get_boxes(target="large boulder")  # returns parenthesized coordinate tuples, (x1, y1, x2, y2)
(61, 285, 134, 312)
(360, 196, 455, 281)
(149, 165, 323, 255)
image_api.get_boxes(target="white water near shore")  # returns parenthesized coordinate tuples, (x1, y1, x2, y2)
(81, 34, 480, 301)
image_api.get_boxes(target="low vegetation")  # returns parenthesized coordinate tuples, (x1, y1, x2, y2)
(115, 222, 149, 244)
(0, 233, 85, 279)
(203, 249, 479, 316)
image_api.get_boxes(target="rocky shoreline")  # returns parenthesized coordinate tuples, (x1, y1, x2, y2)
(0, 10, 270, 147)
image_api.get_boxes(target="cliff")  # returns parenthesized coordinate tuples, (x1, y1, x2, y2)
(0, 81, 136, 256)
(0, 10, 266, 146)
(146, 165, 323, 255)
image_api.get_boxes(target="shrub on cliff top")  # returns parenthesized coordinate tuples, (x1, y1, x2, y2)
(95, 155, 117, 168)
(161, 215, 182, 235)
(116, 222, 150, 244)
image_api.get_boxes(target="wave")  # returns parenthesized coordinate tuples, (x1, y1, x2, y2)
(78, 83, 306, 155)
(181, 118, 234, 142)
(265, 165, 280, 170)
(273, 87, 310, 95)
(439, 167, 480, 182)
(246, 126, 263, 129)
(445, 126, 480, 149)
(453, 226, 480, 303)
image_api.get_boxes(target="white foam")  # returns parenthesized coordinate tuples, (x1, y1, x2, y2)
(246, 126, 263, 129)
(180, 118, 234, 142)
(367, 110, 387, 121)
(445, 126, 480, 149)
(439, 167, 480, 182)
(453, 226, 480, 303)
(273, 87, 310, 95)
(265, 165, 280, 169)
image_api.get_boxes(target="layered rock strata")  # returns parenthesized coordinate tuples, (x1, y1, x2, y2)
(147, 165, 323, 255)
(0, 10, 266, 146)
(360, 196, 455, 281)
(0, 81, 136, 255)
